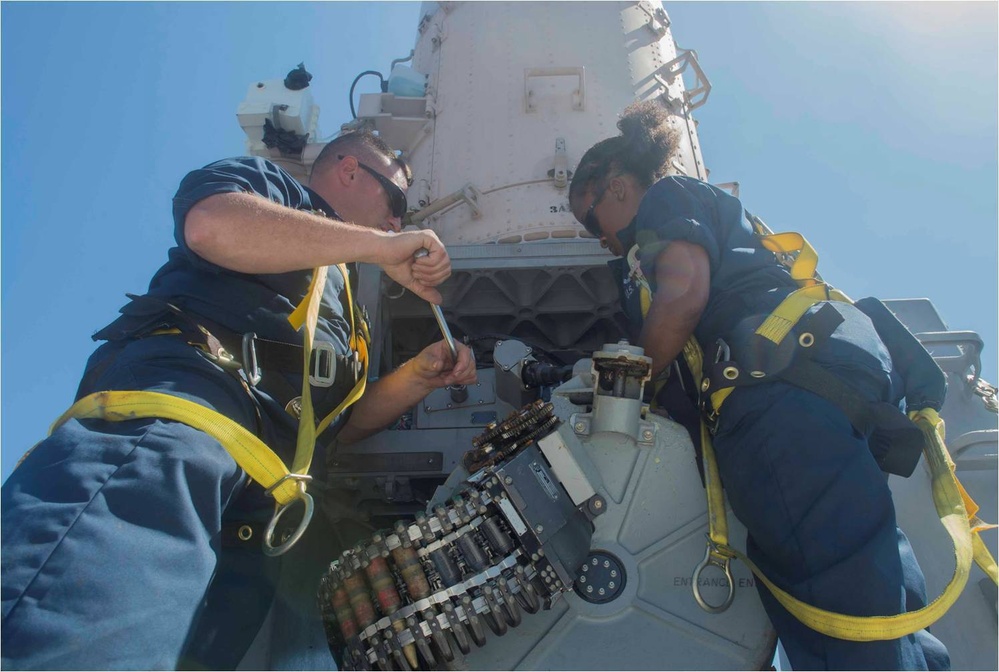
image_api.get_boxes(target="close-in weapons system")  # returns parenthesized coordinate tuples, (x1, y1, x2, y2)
(234, 2, 997, 669)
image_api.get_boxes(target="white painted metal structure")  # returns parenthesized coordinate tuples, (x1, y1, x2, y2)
(382, 1, 709, 246)
(236, 2, 997, 670)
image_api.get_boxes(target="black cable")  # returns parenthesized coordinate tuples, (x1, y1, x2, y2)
(465, 333, 567, 365)
(348, 70, 386, 119)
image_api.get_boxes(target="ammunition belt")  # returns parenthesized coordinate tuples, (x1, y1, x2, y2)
(319, 482, 558, 670)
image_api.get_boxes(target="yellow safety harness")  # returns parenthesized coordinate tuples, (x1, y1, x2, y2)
(50, 264, 369, 556)
(629, 223, 998, 640)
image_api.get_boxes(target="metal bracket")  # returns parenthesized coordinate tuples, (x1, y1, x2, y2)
(636, 1, 670, 37)
(548, 138, 570, 189)
(949, 429, 998, 472)
(916, 330, 984, 383)
(406, 182, 483, 227)
(525, 67, 585, 112)
(653, 48, 711, 111)
(537, 432, 596, 506)
(714, 181, 740, 198)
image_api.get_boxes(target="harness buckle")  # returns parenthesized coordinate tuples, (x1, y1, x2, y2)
(242, 332, 261, 387)
(310, 341, 337, 388)
(713, 338, 730, 364)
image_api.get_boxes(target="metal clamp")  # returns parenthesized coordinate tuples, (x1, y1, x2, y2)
(653, 48, 711, 110)
(263, 474, 314, 556)
(310, 341, 337, 388)
(692, 540, 735, 614)
(242, 332, 261, 386)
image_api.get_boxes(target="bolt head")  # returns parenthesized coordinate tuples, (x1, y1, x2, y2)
(535, 524, 544, 533)
(574, 422, 586, 432)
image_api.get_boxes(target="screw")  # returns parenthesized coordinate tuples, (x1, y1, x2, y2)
(643, 429, 654, 441)
(581, 564, 588, 572)
(586, 585, 593, 593)
(593, 499, 603, 510)
(504, 476, 513, 485)
(591, 558, 598, 566)
(603, 560, 610, 568)
(610, 570, 617, 577)
(574, 422, 586, 433)
(535, 525, 544, 534)
(598, 588, 605, 596)
(609, 581, 615, 589)
(579, 576, 586, 583)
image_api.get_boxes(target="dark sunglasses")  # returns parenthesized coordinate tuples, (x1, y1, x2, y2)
(338, 154, 408, 219)
(582, 185, 609, 237)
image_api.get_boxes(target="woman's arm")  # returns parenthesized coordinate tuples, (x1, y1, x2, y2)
(638, 240, 711, 378)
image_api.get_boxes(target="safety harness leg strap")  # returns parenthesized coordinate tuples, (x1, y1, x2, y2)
(51, 264, 371, 556)
(51, 390, 305, 506)
(647, 222, 998, 640)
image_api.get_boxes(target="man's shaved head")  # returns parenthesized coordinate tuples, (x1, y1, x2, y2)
(310, 131, 412, 186)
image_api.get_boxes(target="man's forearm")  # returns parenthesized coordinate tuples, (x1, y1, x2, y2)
(336, 363, 433, 445)
(184, 192, 391, 273)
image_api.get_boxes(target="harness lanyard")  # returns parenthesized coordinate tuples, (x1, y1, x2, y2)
(629, 226, 998, 638)
(52, 264, 371, 556)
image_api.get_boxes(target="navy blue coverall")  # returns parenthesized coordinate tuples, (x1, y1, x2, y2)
(625, 176, 951, 671)
(1, 157, 358, 669)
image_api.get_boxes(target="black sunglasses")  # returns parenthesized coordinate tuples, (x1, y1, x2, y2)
(582, 184, 609, 237)
(338, 155, 408, 219)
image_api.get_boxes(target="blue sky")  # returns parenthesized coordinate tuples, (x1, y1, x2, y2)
(2, 2, 996, 483)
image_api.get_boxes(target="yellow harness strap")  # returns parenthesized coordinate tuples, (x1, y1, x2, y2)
(51, 264, 372, 553)
(632, 225, 999, 639)
(684, 340, 997, 639)
(51, 390, 306, 506)
(317, 266, 368, 436)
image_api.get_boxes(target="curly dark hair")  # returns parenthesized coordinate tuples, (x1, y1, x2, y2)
(311, 130, 413, 186)
(569, 98, 678, 203)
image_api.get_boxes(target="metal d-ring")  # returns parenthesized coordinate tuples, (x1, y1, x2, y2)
(692, 542, 735, 614)
(263, 474, 314, 557)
